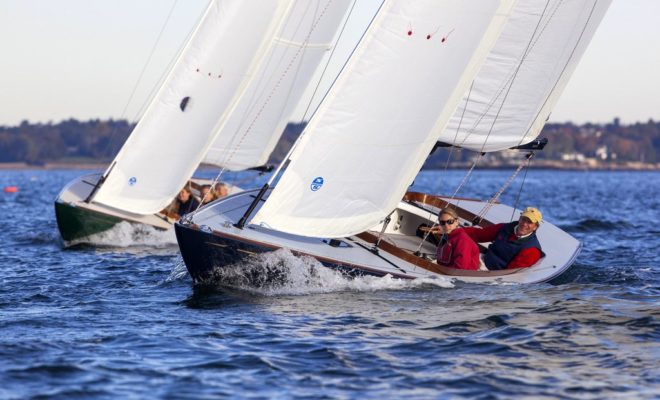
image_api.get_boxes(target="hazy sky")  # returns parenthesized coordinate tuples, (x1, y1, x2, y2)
(0, 0, 658, 127)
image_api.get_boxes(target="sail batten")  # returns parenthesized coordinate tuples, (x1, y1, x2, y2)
(251, 0, 516, 238)
(93, 0, 353, 215)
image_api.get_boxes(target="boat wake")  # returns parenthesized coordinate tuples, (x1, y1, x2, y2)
(66, 221, 178, 249)
(184, 249, 454, 295)
(166, 258, 191, 282)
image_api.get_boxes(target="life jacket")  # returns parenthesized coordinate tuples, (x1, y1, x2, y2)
(483, 222, 543, 270)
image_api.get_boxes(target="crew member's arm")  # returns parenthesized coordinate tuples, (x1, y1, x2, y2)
(506, 247, 542, 269)
(463, 223, 503, 243)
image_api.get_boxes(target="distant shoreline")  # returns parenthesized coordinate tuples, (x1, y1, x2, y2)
(0, 162, 108, 170)
(1, 161, 658, 172)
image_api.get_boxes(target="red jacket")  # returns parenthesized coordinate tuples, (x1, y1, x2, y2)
(436, 228, 480, 270)
(463, 223, 542, 269)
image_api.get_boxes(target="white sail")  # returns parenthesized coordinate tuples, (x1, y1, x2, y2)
(202, 0, 352, 171)
(252, 0, 515, 238)
(439, 0, 612, 152)
(94, 0, 351, 215)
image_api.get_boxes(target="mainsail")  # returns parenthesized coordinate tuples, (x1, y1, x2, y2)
(94, 0, 352, 215)
(252, 0, 516, 238)
(439, 0, 612, 152)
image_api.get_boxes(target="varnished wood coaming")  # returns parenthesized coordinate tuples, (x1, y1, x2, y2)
(385, 192, 521, 276)
(402, 192, 495, 227)
(356, 231, 520, 277)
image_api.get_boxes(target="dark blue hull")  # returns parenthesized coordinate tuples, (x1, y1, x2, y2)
(174, 222, 384, 286)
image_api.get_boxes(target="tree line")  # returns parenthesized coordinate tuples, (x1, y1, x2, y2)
(0, 119, 132, 164)
(0, 118, 658, 166)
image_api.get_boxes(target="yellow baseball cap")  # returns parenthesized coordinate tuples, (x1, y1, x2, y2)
(521, 207, 542, 224)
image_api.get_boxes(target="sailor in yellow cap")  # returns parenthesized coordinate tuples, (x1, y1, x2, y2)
(463, 206, 544, 270)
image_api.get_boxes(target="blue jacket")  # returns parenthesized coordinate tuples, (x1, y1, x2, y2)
(484, 222, 543, 270)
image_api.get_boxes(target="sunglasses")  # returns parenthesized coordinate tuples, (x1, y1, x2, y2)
(438, 219, 456, 226)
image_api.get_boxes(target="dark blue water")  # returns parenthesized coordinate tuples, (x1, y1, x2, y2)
(1, 169, 658, 399)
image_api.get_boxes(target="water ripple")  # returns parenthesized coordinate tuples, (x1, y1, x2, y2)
(0, 169, 658, 399)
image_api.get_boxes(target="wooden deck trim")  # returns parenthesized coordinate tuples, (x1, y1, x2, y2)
(403, 192, 494, 227)
(356, 231, 520, 277)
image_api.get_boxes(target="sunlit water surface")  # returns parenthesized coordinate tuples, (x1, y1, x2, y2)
(0, 169, 658, 399)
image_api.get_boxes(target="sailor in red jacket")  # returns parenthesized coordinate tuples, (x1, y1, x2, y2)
(426, 208, 480, 270)
(464, 207, 544, 270)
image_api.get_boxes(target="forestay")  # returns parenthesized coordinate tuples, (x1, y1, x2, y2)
(203, 0, 353, 170)
(439, 0, 612, 152)
(252, 0, 515, 238)
(94, 0, 352, 215)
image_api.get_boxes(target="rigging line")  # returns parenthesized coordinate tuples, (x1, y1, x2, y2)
(374, 210, 394, 251)
(413, 152, 484, 254)
(475, 152, 533, 224)
(266, 2, 321, 133)
(416, 1, 554, 227)
(510, 154, 533, 222)
(194, 1, 313, 202)
(449, 154, 483, 201)
(439, 80, 476, 210)
(130, 1, 205, 123)
(121, 0, 181, 124)
(474, 0, 551, 155)
(214, 0, 336, 175)
(443, 1, 551, 226)
(188, 167, 227, 219)
(433, 79, 475, 209)
(265, 0, 387, 190)
(514, 0, 601, 147)
(417, 82, 476, 253)
(219, 0, 317, 153)
(197, 0, 320, 206)
(234, 0, 383, 229)
(300, 0, 360, 122)
(443, 81, 474, 173)
(89, 0, 182, 200)
(195, 0, 341, 219)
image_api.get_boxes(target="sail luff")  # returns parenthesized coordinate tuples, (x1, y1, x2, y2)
(251, 0, 516, 238)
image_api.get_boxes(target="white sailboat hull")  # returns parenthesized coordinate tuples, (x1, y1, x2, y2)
(175, 189, 580, 285)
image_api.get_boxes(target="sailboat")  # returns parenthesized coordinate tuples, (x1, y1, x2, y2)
(55, 0, 355, 244)
(175, 0, 612, 285)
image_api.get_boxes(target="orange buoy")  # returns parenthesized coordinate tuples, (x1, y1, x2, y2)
(3, 186, 18, 193)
